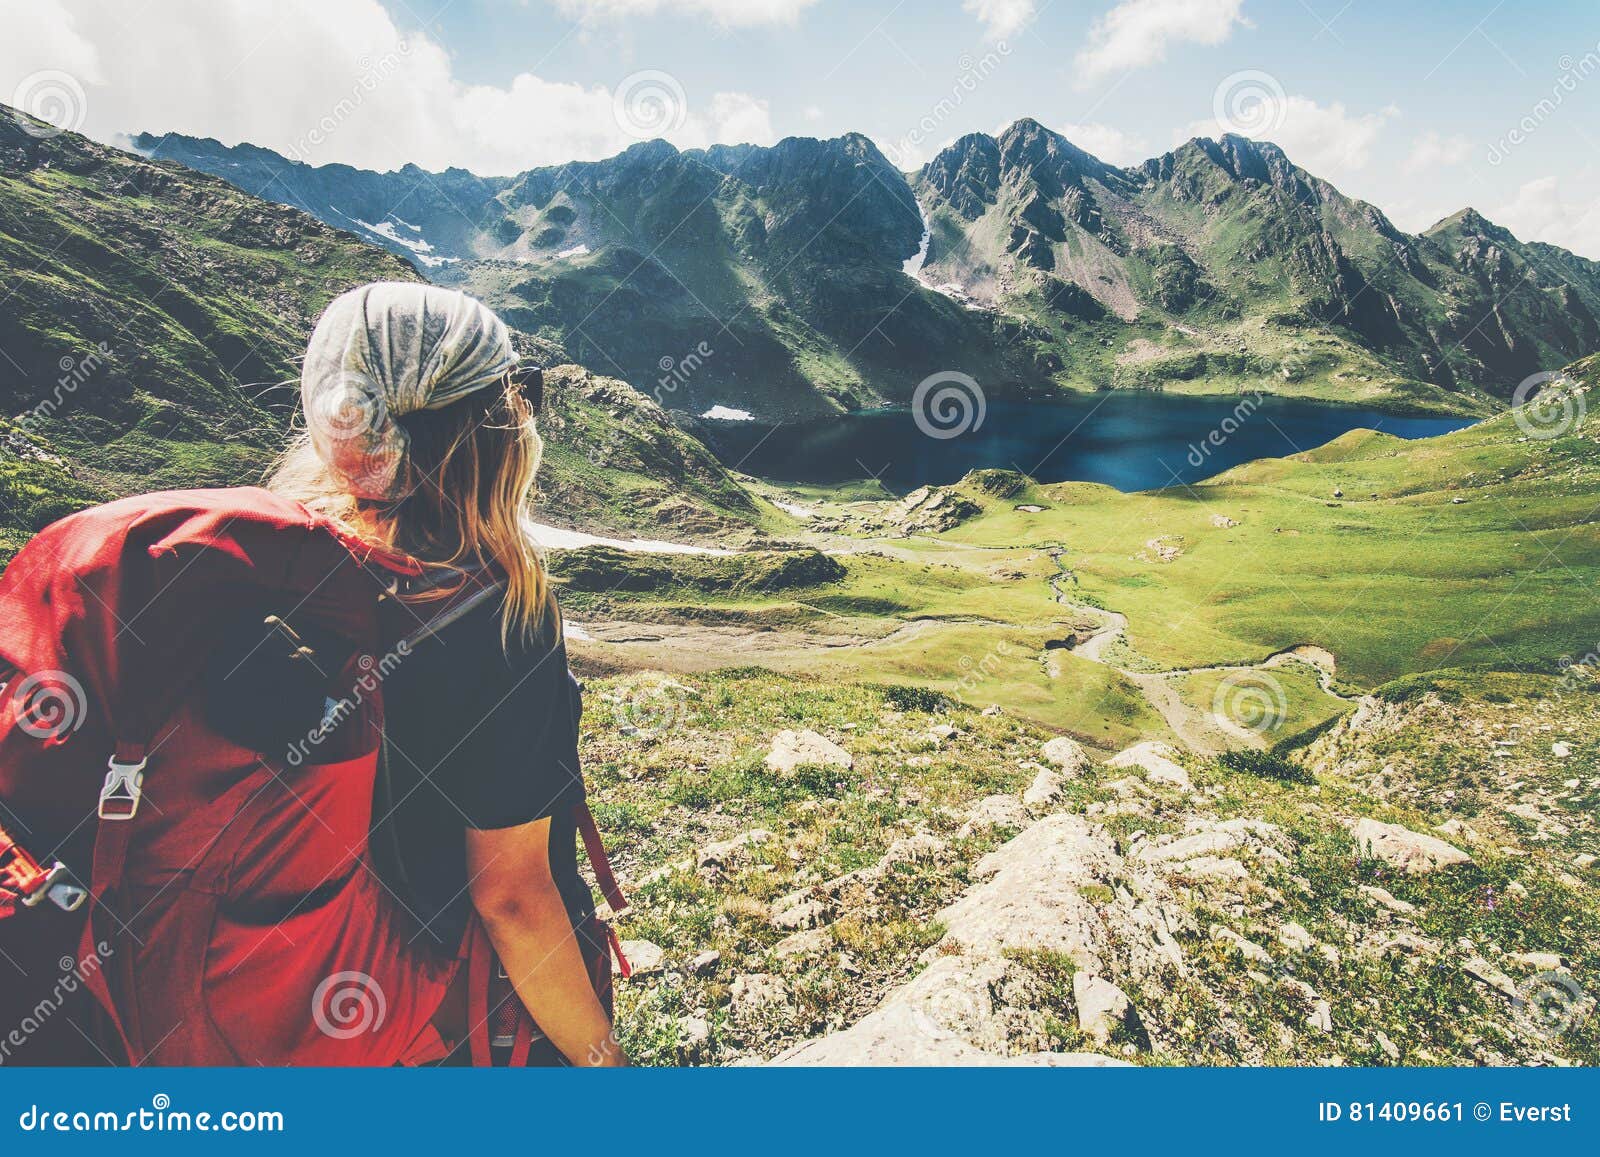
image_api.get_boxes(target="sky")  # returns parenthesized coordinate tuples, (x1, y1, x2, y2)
(4, 0, 1600, 256)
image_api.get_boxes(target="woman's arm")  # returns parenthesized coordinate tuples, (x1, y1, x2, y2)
(466, 816, 628, 1066)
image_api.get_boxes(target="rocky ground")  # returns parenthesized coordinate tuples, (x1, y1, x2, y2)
(582, 666, 1599, 1067)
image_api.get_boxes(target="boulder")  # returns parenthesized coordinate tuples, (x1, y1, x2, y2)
(1509, 951, 1566, 972)
(1106, 741, 1192, 791)
(1307, 1000, 1333, 1033)
(1040, 736, 1091, 775)
(676, 1014, 710, 1058)
(1350, 818, 1471, 874)
(1023, 768, 1066, 810)
(1072, 972, 1141, 1045)
(932, 814, 1185, 981)
(764, 729, 854, 777)
(773, 954, 1131, 1067)
(1462, 955, 1519, 999)
(961, 794, 1030, 834)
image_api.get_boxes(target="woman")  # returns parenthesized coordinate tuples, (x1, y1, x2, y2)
(271, 281, 626, 1067)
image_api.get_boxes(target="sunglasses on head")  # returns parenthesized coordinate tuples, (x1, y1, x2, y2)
(509, 364, 544, 416)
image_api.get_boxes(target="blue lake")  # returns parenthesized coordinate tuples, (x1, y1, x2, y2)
(701, 394, 1475, 494)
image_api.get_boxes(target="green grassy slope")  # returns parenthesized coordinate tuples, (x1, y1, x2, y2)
(0, 106, 421, 552)
(0, 111, 766, 562)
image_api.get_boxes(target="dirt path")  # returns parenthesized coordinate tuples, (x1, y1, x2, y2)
(1043, 548, 1352, 753)
(563, 532, 1351, 755)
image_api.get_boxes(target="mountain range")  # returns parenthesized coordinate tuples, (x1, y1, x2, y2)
(0, 107, 759, 560)
(135, 118, 1600, 419)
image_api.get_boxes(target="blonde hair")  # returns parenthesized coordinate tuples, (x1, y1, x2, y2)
(269, 374, 552, 647)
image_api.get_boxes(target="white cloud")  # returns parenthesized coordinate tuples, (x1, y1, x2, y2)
(1185, 94, 1397, 191)
(964, 0, 1037, 40)
(550, 0, 818, 27)
(705, 91, 777, 145)
(0, 0, 776, 175)
(1075, 0, 1246, 87)
(1057, 121, 1149, 166)
(1403, 130, 1472, 174)
(1493, 174, 1600, 260)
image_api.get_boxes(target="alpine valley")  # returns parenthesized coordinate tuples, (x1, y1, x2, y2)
(4, 105, 1600, 1068)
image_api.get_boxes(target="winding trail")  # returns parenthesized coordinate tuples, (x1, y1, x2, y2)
(553, 521, 1352, 755)
(1044, 548, 1353, 754)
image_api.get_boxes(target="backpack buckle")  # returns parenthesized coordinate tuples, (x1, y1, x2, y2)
(98, 755, 147, 821)
(21, 863, 88, 913)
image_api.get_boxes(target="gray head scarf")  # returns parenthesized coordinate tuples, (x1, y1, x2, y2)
(300, 282, 518, 500)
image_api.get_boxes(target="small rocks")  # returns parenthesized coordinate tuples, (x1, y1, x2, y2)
(1210, 514, 1240, 528)
(773, 928, 832, 959)
(1359, 884, 1416, 915)
(1277, 977, 1319, 1007)
(882, 832, 948, 865)
(1349, 817, 1471, 874)
(1462, 955, 1519, 999)
(928, 722, 959, 744)
(1212, 925, 1274, 965)
(962, 794, 1030, 834)
(764, 729, 853, 777)
(1278, 922, 1316, 953)
(620, 940, 665, 976)
(1072, 973, 1142, 1046)
(1307, 1000, 1333, 1033)
(771, 898, 828, 931)
(1040, 736, 1091, 774)
(1551, 741, 1572, 758)
(730, 973, 789, 1019)
(698, 828, 774, 871)
(689, 949, 721, 975)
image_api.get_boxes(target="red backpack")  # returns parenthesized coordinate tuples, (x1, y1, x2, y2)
(0, 488, 628, 1066)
